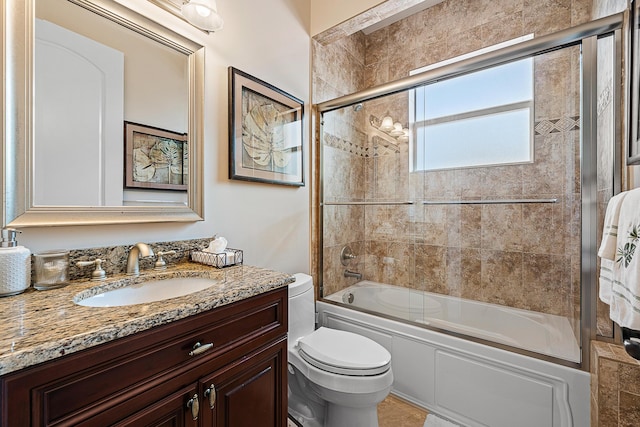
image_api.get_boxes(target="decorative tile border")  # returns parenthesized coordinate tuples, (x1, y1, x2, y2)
(325, 113, 581, 159)
(324, 133, 369, 157)
(534, 116, 580, 135)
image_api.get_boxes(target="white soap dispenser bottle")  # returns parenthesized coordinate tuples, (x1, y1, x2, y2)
(0, 228, 32, 296)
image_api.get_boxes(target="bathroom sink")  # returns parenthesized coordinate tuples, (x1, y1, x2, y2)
(75, 277, 218, 307)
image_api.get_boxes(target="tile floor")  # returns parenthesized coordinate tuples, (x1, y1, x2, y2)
(288, 394, 428, 427)
(378, 395, 428, 427)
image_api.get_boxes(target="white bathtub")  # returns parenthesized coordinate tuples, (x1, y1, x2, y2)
(318, 282, 590, 427)
(324, 281, 580, 362)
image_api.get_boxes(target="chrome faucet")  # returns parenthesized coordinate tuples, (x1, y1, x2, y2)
(126, 243, 155, 276)
(344, 270, 362, 280)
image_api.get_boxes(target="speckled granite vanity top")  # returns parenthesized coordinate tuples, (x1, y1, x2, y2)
(0, 264, 293, 376)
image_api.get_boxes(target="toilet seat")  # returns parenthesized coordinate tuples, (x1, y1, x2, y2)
(297, 327, 391, 376)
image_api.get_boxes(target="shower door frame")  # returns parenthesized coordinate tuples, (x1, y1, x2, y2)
(315, 13, 625, 371)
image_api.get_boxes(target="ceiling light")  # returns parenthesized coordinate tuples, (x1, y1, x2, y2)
(181, 0, 224, 32)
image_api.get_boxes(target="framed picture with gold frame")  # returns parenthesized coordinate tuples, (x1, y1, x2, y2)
(228, 67, 304, 186)
(124, 122, 188, 191)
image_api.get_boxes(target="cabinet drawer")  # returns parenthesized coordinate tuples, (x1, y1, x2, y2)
(2, 287, 287, 426)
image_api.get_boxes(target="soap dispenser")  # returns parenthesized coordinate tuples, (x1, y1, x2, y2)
(0, 228, 32, 296)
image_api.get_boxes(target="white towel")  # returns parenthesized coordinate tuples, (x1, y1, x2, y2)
(599, 258, 615, 304)
(608, 188, 640, 330)
(598, 192, 628, 260)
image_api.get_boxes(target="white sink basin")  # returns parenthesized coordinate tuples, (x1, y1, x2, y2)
(76, 277, 218, 307)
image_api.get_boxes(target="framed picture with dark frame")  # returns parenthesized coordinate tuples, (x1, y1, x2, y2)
(228, 67, 304, 186)
(124, 122, 188, 191)
(630, 1, 640, 165)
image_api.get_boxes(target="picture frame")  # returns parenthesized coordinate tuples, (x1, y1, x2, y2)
(124, 122, 188, 191)
(630, 1, 640, 165)
(228, 67, 304, 186)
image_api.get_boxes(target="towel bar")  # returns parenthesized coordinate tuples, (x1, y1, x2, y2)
(422, 198, 558, 205)
(323, 201, 415, 206)
(322, 199, 558, 206)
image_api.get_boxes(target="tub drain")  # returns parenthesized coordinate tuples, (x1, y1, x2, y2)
(342, 292, 354, 304)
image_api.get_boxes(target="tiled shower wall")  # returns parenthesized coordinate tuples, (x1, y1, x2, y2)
(316, 0, 593, 331)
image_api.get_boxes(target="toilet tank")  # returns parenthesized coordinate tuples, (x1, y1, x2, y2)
(288, 273, 315, 346)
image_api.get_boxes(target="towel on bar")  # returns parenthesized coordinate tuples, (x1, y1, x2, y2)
(600, 258, 615, 305)
(598, 192, 628, 260)
(608, 188, 640, 330)
(599, 192, 628, 304)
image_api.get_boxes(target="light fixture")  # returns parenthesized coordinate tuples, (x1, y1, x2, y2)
(181, 0, 224, 32)
(379, 116, 393, 132)
(389, 122, 404, 137)
(370, 114, 409, 144)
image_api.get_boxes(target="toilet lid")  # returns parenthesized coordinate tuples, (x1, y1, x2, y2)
(297, 327, 391, 376)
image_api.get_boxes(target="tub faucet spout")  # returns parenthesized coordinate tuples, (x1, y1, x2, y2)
(126, 243, 155, 276)
(344, 269, 362, 280)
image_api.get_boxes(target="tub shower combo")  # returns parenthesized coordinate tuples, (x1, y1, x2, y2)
(315, 14, 623, 427)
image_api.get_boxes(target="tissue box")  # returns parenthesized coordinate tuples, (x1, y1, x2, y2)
(190, 249, 243, 268)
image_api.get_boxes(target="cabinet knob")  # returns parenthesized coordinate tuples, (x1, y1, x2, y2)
(204, 384, 216, 410)
(187, 393, 199, 421)
(189, 341, 214, 356)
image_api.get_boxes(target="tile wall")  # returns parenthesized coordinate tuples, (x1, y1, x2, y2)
(591, 341, 640, 426)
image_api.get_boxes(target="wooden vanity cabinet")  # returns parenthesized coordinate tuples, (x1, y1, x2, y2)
(0, 287, 288, 427)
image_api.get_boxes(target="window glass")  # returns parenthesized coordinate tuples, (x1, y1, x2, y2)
(411, 37, 534, 172)
(418, 108, 531, 170)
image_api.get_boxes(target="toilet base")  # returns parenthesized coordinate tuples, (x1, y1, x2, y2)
(288, 387, 324, 427)
(325, 402, 379, 427)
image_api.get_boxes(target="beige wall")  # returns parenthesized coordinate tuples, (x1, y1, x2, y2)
(20, 0, 312, 276)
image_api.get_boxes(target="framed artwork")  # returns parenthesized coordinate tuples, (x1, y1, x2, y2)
(631, 1, 640, 165)
(228, 67, 304, 186)
(124, 122, 188, 191)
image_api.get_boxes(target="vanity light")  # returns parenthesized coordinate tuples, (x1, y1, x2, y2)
(380, 116, 394, 132)
(389, 122, 404, 137)
(397, 129, 410, 143)
(370, 114, 409, 144)
(182, 0, 224, 32)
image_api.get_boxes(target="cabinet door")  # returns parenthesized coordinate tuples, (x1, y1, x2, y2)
(112, 384, 199, 427)
(199, 337, 287, 427)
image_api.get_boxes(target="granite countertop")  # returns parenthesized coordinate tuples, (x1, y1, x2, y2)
(0, 263, 293, 376)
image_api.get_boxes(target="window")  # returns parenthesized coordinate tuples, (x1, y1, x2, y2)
(410, 36, 534, 171)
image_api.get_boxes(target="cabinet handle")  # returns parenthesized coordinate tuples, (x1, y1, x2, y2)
(187, 393, 199, 420)
(189, 341, 214, 356)
(203, 384, 216, 409)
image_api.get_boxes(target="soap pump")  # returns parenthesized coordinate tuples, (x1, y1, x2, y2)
(0, 228, 32, 297)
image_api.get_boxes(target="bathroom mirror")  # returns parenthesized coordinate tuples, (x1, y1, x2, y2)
(2, 0, 204, 227)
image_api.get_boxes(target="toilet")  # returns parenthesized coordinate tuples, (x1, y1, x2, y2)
(287, 273, 393, 427)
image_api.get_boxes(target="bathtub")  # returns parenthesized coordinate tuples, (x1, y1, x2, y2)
(318, 281, 590, 427)
(325, 281, 581, 362)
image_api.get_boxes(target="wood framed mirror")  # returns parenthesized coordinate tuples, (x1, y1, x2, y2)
(2, 0, 204, 227)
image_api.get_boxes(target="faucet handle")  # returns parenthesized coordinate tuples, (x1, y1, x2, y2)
(340, 245, 357, 266)
(77, 259, 107, 281)
(154, 250, 177, 270)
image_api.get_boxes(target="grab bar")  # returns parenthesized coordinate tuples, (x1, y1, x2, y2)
(323, 201, 415, 206)
(322, 199, 557, 206)
(422, 198, 558, 205)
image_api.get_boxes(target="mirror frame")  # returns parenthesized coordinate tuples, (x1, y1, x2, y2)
(2, 0, 204, 227)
